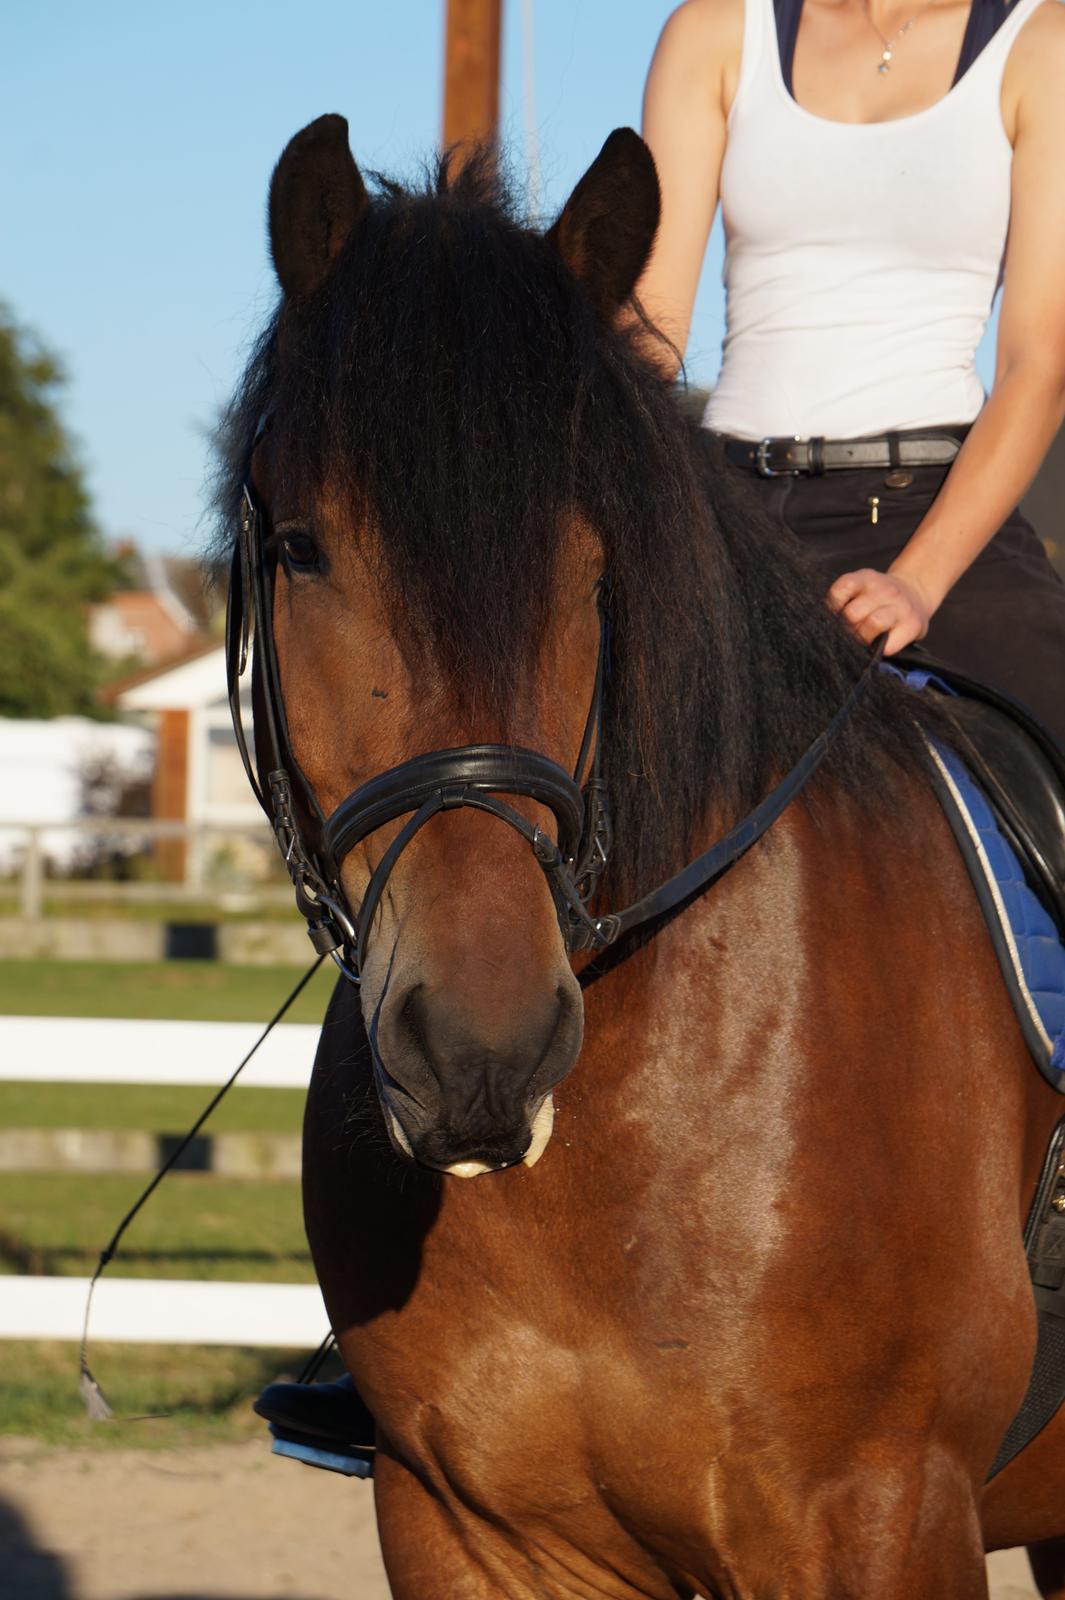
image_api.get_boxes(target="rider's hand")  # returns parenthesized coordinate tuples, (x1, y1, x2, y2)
(827, 567, 934, 656)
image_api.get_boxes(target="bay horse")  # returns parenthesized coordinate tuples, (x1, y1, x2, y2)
(219, 114, 1065, 1598)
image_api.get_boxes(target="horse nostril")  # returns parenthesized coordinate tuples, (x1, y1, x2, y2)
(389, 982, 567, 1079)
(396, 982, 430, 1062)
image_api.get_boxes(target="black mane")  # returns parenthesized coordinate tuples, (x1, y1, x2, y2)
(215, 151, 923, 903)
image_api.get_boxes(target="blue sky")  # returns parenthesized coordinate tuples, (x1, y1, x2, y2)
(5, 2, 996, 555)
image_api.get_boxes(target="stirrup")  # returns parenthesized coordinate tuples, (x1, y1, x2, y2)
(253, 1372, 376, 1478)
(265, 1421, 375, 1478)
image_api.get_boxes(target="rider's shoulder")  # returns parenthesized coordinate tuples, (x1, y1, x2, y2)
(1003, 0, 1065, 138)
(654, 0, 745, 70)
(1021, 0, 1065, 42)
(1009, 0, 1065, 81)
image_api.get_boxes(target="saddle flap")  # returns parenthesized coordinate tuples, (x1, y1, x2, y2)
(946, 698, 1065, 931)
(894, 649, 1065, 936)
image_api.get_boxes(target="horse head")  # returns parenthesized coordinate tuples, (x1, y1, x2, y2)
(235, 116, 666, 1177)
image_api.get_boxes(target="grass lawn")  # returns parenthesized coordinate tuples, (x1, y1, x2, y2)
(0, 1081, 306, 1134)
(0, 1339, 347, 1449)
(0, 958, 336, 1023)
(0, 893, 293, 922)
(0, 1171, 313, 1281)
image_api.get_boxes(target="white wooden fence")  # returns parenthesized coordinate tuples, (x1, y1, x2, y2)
(4, 1277, 327, 1345)
(1, 1015, 327, 1346)
(0, 816, 289, 917)
(0, 1015, 320, 1088)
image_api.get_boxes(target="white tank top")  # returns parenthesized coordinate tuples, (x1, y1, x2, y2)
(703, 0, 1048, 441)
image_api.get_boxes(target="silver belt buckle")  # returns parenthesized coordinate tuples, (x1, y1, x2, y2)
(755, 437, 801, 478)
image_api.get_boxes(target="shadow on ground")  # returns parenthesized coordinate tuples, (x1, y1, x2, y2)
(1, 1499, 67, 1600)
(0, 1498, 337, 1600)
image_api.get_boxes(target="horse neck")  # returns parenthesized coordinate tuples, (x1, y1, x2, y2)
(572, 778, 960, 1168)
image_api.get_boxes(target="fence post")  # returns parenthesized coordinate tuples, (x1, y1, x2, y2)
(21, 828, 43, 920)
(187, 822, 207, 896)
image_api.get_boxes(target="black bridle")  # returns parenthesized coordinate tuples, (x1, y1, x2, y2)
(227, 482, 613, 982)
(226, 479, 881, 985)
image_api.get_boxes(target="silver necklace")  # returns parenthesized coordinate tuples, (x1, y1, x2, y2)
(861, 0, 938, 72)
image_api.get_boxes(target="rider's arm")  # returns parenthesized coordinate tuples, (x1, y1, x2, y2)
(630, 0, 739, 374)
(832, 3, 1065, 653)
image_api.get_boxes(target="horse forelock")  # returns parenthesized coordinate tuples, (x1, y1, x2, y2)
(214, 152, 927, 905)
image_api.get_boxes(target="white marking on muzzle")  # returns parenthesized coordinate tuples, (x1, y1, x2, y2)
(522, 1093, 555, 1169)
(441, 1094, 556, 1179)
(383, 1102, 413, 1158)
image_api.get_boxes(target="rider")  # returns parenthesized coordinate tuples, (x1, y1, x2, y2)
(255, 0, 1065, 1462)
(639, 0, 1065, 747)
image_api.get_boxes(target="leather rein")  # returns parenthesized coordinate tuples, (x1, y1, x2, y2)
(226, 480, 882, 985)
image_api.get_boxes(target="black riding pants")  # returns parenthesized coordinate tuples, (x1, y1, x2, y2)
(727, 459, 1065, 751)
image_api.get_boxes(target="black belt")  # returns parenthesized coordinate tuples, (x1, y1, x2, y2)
(723, 427, 968, 478)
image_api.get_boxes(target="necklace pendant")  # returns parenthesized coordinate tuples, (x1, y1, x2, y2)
(878, 48, 892, 71)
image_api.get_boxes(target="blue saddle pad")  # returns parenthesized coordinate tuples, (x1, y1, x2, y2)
(930, 738, 1065, 1083)
(890, 668, 1065, 1089)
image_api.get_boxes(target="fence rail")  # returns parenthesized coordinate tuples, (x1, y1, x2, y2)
(2, 1276, 326, 1345)
(0, 1015, 318, 1087)
(0, 817, 284, 919)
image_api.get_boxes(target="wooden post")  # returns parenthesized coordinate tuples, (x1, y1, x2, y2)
(443, 0, 503, 160)
(151, 709, 189, 883)
(20, 828, 43, 921)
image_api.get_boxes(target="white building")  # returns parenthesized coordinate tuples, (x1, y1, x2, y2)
(0, 716, 154, 869)
(115, 645, 264, 881)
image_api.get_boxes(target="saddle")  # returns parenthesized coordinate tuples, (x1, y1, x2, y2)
(890, 649, 1065, 1087)
(894, 648, 1065, 936)
(893, 650, 1065, 1479)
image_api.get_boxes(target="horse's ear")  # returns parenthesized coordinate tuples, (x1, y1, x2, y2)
(547, 129, 660, 317)
(269, 114, 368, 301)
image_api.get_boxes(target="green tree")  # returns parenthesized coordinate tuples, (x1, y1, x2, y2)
(0, 307, 115, 718)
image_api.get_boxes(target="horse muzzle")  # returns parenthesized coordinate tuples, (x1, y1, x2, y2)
(380, 1089, 556, 1177)
(369, 978, 582, 1175)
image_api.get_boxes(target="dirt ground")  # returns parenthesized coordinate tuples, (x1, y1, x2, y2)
(0, 1436, 1043, 1599)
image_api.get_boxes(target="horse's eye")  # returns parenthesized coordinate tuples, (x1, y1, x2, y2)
(279, 534, 320, 574)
